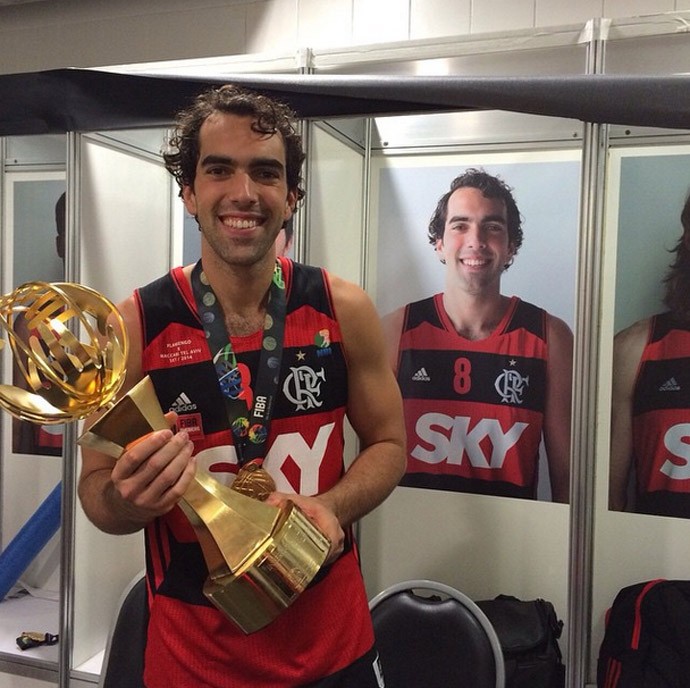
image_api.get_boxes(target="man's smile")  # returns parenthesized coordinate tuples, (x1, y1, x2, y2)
(459, 256, 490, 267)
(221, 216, 261, 229)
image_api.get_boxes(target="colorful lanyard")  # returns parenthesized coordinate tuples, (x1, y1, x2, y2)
(191, 259, 286, 467)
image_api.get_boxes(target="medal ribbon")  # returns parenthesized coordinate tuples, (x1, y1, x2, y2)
(191, 259, 286, 467)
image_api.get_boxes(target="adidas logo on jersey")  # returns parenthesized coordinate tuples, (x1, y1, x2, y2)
(412, 367, 431, 382)
(170, 392, 198, 413)
(659, 377, 681, 392)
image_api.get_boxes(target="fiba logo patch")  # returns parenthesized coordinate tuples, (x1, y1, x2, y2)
(176, 413, 204, 441)
(494, 368, 529, 404)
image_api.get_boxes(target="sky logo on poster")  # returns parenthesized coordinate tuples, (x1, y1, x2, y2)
(411, 413, 529, 468)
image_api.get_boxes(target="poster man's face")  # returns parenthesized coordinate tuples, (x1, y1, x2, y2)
(435, 186, 515, 293)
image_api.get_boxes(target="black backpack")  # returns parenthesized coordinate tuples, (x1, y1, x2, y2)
(597, 579, 690, 687)
(477, 595, 565, 688)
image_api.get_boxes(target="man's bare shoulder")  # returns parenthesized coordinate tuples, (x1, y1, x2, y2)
(116, 293, 139, 322)
(612, 316, 653, 384)
(544, 311, 573, 342)
(324, 272, 371, 316)
(113, 293, 144, 392)
(614, 316, 652, 357)
(615, 316, 652, 344)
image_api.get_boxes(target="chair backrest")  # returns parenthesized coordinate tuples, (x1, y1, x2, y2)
(369, 579, 505, 688)
(98, 572, 148, 688)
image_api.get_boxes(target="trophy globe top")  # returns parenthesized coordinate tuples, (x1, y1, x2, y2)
(0, 281, 128, 424)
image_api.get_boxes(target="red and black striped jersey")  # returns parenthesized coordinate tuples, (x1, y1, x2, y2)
(396, 294, 548, 499)
(136, 257, 374, 687)
(632, 312, 690, 517)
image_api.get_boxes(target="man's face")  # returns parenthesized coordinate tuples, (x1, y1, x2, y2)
(182, 112, 296, 268)
(435, 186, 515, 294)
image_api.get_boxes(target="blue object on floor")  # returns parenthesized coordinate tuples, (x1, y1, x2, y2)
(0, 481, 61, 601)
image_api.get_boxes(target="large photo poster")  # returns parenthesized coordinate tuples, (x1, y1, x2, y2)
(608, 147, 690, 520)
(373, 153, 580, 502)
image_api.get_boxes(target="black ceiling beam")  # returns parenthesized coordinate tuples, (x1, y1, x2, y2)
(1, 68, 689, 136)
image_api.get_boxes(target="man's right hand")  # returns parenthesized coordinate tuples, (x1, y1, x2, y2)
(112, 425, 196, 521)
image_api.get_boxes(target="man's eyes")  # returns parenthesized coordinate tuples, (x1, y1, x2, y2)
(449, 223, 505, 232)
(203, 166, 281, 180)
(206, 165, 230, 176)
(255, 167, 281, 180)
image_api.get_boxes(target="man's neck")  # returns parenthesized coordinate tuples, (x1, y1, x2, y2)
(441, 289, 510, 341)
(191, 249, 277, 337)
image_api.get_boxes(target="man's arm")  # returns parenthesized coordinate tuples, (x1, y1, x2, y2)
(609, 319, 648, 511)
(268, 276, 407, 561)
(543, 313, 574, 503)
(323, 276, 407, 525)
(77, 295, 196, 534)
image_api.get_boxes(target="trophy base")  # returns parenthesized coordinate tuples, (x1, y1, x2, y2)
(203, 500, 330, 634)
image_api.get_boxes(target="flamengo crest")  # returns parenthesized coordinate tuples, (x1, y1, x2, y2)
(283, 366, 326, 411)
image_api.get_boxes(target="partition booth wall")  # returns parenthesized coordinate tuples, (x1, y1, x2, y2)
(1, 12, 690, 687)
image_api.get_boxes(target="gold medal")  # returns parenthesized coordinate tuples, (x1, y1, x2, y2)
(231, 461, 276, 501)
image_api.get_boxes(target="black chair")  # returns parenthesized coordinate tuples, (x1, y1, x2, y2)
(369, 579, 505, 688)
(98, 572, 148, 688)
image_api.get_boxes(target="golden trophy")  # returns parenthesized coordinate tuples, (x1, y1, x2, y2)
(0, 281, 128, 423)
(0, 281, 330, 634)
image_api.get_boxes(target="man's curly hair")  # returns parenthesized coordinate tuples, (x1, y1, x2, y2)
(163, 84, 305, 204)
(663, 191, 690, 323)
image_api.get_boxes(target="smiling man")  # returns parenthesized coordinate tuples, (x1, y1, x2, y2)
(78, 85, 405, 688)
(383, 168, 572, 502)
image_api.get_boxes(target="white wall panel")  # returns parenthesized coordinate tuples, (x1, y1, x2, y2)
(0, 0, 248, 73)
(73, 132, 174, 669)
(298, 0, 354, 49)
(470, 0, 534, 34)
(410, 0, 471, 40)
(536, 0, 603, 26)
(353, 0, 409, 45)
(79, 135, 172, 303)
(0, 0, 686, 74)
(306, 124, 364, 285)
(246, 0, 299, 55)
(604, 0, 674, 18)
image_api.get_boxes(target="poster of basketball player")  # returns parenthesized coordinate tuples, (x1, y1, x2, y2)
(375, 154, 579, 503)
